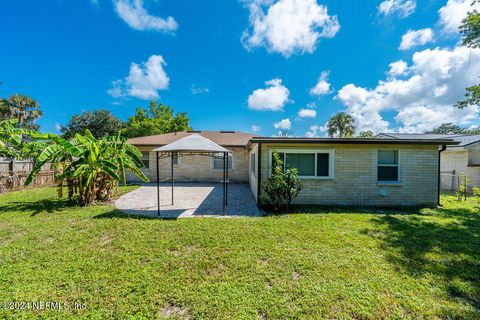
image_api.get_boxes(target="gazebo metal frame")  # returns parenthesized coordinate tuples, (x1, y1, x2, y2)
(152, 135, 231, 218)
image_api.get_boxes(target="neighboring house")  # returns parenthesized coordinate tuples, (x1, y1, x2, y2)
(377, 133, 480, 190)
(128, 131, 456, 207)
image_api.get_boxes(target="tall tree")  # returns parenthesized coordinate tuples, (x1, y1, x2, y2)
(61, 110, 124, 139)
(427, 123, 467, 134)
(122, 100, 192, 138)
(327, 112, 355, 138)
(358, 130, 375, 138)
(0, 94, 43, 130)
(456, 3, 480, 109)
(427, 122, 480, 135)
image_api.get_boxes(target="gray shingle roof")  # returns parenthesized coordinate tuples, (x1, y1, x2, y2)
(376, 133, 480, 148)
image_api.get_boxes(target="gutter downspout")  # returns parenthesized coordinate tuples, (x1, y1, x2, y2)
(438, 145, 447, 207)
(257, 143, 262, 209)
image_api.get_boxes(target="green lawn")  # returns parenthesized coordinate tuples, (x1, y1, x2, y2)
(0, 187, 479, 319)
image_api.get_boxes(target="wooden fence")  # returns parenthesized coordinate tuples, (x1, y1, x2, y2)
(0, 161, 57, 193)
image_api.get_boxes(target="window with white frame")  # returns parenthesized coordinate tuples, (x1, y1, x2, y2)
(250, 153, 256, 175)
(212, 153, 233, 170)
(271, 150, 333, 178)
(141, 151, 150, 168)
(377, 150, 399, 182)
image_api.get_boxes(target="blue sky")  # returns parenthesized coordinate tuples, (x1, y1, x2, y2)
(1, 0, 480, 136)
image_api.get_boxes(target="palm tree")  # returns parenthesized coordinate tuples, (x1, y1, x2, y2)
(327, 112, 355, 138)
(0, 94, 43, 130)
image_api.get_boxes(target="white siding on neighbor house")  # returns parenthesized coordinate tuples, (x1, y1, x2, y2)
(440, 147, 480, 190)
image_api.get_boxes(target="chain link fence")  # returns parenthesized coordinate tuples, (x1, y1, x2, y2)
(440, 170, 480, 193)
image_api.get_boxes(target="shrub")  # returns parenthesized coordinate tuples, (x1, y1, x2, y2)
(263, 152, 302, 211)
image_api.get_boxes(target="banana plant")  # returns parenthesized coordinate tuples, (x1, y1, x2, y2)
(25, 129, 148, 206)
(0, 118, 51, 158)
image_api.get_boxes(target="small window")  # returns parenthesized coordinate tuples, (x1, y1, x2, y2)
(378, 150, 399, 182)
(213, 153, 233, 171)
(141, 151, 150, 168)
(250, 153, 256, 175)
(172, 152, 179, 166)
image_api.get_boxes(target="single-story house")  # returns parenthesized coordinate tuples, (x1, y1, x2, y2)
(377, 133, 480, 190)
(127, 131, 457, 207)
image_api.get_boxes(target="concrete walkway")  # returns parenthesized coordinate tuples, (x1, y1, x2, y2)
(115, 183, 264, 218)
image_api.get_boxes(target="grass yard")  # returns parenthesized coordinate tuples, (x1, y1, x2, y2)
(0, 187, 479, 319)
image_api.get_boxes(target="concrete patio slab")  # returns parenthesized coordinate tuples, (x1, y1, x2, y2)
(115, 183, 264, 218)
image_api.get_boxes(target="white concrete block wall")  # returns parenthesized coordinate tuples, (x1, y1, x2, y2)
(126, 146, 250, 183)
(259, 143, 439, 207)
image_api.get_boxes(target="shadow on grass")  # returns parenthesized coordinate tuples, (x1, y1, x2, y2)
(269, 204, 422, 216)
(0, 197, 76, 216)
(365, 205, 480, 316)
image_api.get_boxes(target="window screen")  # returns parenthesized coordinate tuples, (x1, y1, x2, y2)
(285, 153, 315, 176)
(378, 150, 399, 182)
(172, 152, 179, 166)
(270, 151, 332, 178)
(213, 154, 233, 170)
(141, 151, 149, 168)
(316, 153, 330, 177)
(250, 153, 256, 174)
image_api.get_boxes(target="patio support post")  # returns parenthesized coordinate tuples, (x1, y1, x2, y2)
(223, 152, 226, 214)
(171, 152, 174, 205)
(156, 151, 160, 217)
(226, 152, 229, 206)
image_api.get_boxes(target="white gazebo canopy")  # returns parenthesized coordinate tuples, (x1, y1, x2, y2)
(153, 134, 231, 153)
(152, 134, 231, 217)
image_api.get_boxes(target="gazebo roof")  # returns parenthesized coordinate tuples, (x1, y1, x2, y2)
(152, 134, 231, 153)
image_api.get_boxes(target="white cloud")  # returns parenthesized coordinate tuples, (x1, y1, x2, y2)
(337, 46, 480, 133)
(54, 123, 62, 132)
(399, 28, 434, 50)
(274, 118, 292, 130)
(241, 0, 340, 57)
(108, 55, 170, 100)
(388, 60, 410, 76)
(247, 78, 290, 111)
(305, 124, 327, 137)
(113, 0, 178, 32)
(298, 108, 317, 118)
(251, 125, 261, 132)
(310, 71, 332, 96)
(191, 85, 209, 95)
(378, 0, 416, 18)
(438, 0, 480, 34)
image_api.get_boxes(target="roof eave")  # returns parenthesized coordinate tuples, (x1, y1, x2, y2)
(249, 138, 459, 145)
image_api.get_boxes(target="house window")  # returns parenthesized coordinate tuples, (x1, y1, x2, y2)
(141, 151, 150, 168)
(271, 150, 333, 178)
(213, 153, 233, 171)
(378, 150, 399, 182)
(172, 152, 179, 166)
(250, 153, 256, 175)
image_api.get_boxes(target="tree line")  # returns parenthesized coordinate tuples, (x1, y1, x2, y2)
(0, 96, 192, 140)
